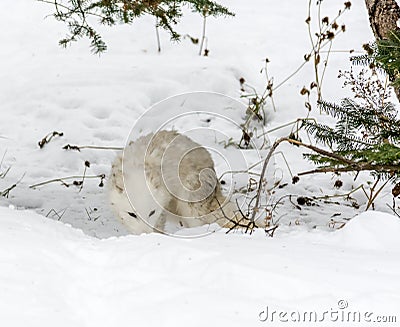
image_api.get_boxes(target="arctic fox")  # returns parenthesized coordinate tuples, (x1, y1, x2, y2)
(109, 130, 245, 235)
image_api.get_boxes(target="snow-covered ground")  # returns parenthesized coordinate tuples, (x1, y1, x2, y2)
(1, 0, 399, 325)
(1, 207, 399, 326)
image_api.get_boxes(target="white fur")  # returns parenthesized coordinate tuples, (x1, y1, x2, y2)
(108, 130, 241, 234)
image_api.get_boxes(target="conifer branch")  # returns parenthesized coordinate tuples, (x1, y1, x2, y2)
(38, 0, 234, 53)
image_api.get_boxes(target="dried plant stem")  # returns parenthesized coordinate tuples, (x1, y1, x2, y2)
(273, 60, 309, 91)
(314, 184, 364, 201)
(199, 15, 207, 56)
(1, 173, 25, 197)
(1, 184, 16, 198)
(319, 40, 333, 101)
(79, 166, 88, 192)
(262, 61, 276, 112)
(251, 137, 286, 221)
(38, 131, 63, 149)
(0, 150, 10, 179)
(366, 178, 391, 210)
(219, 157, 266, 180)
(273, 1, 348, 94)
(386, 203, 400, 218)
(63, 144, 123, 151)
(251, 136, 395, 219)
(46, 208, 67, 221)
(30, 174, 105, 189)
(155, 18, 161, 52)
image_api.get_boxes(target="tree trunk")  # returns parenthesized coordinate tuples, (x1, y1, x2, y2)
(365, 0, 400, 101)
(365, 0, 400, 39)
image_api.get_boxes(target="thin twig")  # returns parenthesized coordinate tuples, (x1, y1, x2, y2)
(199, 14, 207, 56)
(0, 150, 10, 179)
(366, 178, 391, 210)
(219, 157, 266, 180)
(262, 60, 277, 112)
(386, 203, 400, 218)
(155, 18, 161, 52)
(63, 144, 123, 151)
(250, 135, 397, 219)
(313, 184, 364, 200)
(46, 208, 67, 221)
(29, 174, 105, 189)
(0, 173, 25, 197)
(38, 131, 63, 149)
(251, 137, 287, 221)
(319, 40, 333, 97)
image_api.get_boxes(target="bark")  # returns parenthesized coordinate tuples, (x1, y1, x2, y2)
(365, 0, 400, 101)
(364, 0, 400, 39)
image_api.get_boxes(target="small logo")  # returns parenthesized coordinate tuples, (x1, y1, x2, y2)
(338, 299, 348, 310)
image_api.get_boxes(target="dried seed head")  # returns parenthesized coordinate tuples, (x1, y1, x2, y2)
(297, 197, 306, 206)
(334, 179, 343, 188)
(392, 183, 400, 197)
(363, 43, 374, 56)
(327, 31, 335, 40)
(300, 86, 310, 96)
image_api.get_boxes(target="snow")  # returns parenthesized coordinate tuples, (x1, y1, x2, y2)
(336, 210, 400, 250)
(0, 0, 400, 324)
(1, 206, 399, 326)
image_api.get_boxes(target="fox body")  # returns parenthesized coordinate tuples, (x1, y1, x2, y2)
(109, 130, 240, 234)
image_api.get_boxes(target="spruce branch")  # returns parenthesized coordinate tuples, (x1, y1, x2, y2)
(38, 0, 234, 53)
